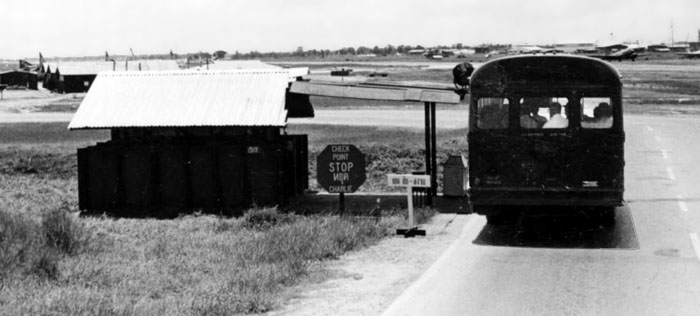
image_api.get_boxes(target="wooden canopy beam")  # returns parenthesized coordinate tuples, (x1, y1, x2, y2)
(289, 81, 461, 104)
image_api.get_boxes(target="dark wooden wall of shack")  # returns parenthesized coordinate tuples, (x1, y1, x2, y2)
(77, 130, 308, 218)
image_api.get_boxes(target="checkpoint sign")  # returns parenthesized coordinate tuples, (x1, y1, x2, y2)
(317, 144, 366, 193)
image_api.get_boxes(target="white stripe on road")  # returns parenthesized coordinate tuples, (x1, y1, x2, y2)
(678, 196, 689, 212)
(690, 233, 700, 263)
(381, 215, 481, 316)
(646, 126, 654, 132)
(661, 149, 669, 160)
(667, 167, 677, 181)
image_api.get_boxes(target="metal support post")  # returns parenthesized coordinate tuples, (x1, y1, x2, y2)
(431, 102, 437, 198)
(424, 102, 433, 205)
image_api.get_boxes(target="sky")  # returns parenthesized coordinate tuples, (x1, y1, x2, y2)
(1, 0, 698, 59)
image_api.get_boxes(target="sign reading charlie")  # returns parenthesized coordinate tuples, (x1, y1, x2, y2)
(316, 144, 366, 193)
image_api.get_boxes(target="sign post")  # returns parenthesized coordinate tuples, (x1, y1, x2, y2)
(317, 144, 366, 214)
(388, 174, 431, 237)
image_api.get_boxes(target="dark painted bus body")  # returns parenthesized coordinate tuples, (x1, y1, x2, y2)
(467, 55, 624, 224)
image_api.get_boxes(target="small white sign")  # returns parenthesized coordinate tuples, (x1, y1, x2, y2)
(387, 174, 431, 188)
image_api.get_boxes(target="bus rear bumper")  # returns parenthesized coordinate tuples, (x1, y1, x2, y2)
(468, 187, 624, 208)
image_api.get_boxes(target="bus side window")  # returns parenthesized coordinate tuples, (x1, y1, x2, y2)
(477, 98, 509, 129)
(581, 97, 613, 129)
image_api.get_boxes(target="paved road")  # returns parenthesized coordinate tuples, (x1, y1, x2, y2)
(379, 114, 700, 316)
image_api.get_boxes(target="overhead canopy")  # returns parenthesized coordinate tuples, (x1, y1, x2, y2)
(69, 69, 298, 130)
(289, 81, 461, 104)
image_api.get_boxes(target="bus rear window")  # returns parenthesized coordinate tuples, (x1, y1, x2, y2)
(581, 97, 613, 129)
(519, 97, 569, 129)
(477, 98, 509, 129)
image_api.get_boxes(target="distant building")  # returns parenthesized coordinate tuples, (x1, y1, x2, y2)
(43, 60, 181, 93)
(454, 49, 476, 57)
(407, 49, 426, 55)
(669, 43, 690, 53)
(553, 43, 596, 54)
(0, 70, 38, 90)
(674, 42, 699, 52)
(49, 62, 115, 93)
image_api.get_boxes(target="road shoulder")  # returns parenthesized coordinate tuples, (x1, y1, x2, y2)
(266, 214, 475, 316)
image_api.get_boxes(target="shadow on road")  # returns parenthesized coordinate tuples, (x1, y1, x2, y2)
(473, 205, 639, 249)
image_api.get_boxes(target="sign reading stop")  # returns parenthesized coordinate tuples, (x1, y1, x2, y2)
(317, 144, 366, 193)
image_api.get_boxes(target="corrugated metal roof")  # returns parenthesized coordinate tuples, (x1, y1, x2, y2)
(68, 70, 291, 130)
(56, 61, 117, 75)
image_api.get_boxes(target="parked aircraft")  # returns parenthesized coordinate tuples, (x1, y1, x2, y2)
(510, 45, 561, 55)
(588, 47, 641, 62)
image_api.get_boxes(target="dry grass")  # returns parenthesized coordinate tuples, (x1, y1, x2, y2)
(0, 176, 414, 315)
(0, 122, 437, 315)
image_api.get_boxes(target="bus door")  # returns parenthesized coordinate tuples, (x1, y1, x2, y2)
(576, 95, 625, 201)
(513, 95, 574, 190)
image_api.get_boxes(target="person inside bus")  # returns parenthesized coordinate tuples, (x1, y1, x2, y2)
(520, 100, 547, 129)
(583, 102, 613, 128)
(593, 102, 613, 127)
(543, 102, 568, 128)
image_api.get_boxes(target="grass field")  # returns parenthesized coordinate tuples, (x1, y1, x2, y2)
(0, 122, 439, 315)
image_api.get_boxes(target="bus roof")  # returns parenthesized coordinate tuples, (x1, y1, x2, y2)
(470, 55, 621, 94)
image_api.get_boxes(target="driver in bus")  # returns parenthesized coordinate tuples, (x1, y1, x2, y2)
(543, 102, 568, 128)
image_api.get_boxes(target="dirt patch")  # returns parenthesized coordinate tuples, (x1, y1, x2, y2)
(0, 91, 83, 113)
(266, 214, 473, 316)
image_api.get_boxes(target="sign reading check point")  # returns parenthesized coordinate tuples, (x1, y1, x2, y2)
(317, 144, 366, 194)
(317, 144, 366, 213)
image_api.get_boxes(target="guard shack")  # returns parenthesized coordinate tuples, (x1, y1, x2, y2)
(69, 69, 312, 217)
